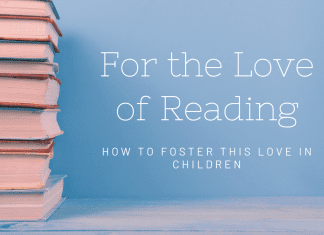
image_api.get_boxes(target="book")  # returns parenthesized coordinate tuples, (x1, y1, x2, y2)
(0, 15, 62, 47)
(0, 175, 66, 221)
(0, 60, 58, 75)
(0, 149, 53, 189)
(0, 39, 58, 62)
(0, 0, 60, 21)
(0, 138, 54, 152)
(0, 107, 63, 140)
(0, 0, 66, 221)
(0, 74, 60, 108)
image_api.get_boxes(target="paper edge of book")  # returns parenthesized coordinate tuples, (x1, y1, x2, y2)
(0, 175, 66, 193)
(0, 196, 66, 222)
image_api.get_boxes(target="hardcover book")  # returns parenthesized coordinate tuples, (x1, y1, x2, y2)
(0, 175, 65, 221)
(0, 0, 65, 222)
(0, 108, 63, 140)
(0, 0, 60, 21)
(0, 138, 54, 152)
(0, 39, 58, 62)
(0, 74, 60, 108)
(0, 149, 53, 189)
(0, 61, 58, 75)
(0, 15, 62, 47)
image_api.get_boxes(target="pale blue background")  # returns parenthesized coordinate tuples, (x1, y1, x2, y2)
(51, 0, 324, 198)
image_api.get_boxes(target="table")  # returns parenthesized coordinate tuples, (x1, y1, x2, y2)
(1, 197, 324, 234)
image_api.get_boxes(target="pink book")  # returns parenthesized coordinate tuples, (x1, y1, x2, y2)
(0, 74, 60, 108)
(0, 175, 65, 221)
(0, 0, 60, 22)
(0, 148, 53, 189)
(0, 15, 62, 47)
(0, 61, 58, 75)
(0, 108, 63, 140)
(0, 138, 54, 152)
(0, 40, 57, 62)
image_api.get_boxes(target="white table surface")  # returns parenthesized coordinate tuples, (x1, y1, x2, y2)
(1, 197, 324, 234)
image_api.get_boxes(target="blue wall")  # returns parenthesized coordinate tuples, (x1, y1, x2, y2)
(52, 0, 324, 198)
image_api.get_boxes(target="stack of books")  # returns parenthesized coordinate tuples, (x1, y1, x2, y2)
(0, 0, 66, 221)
